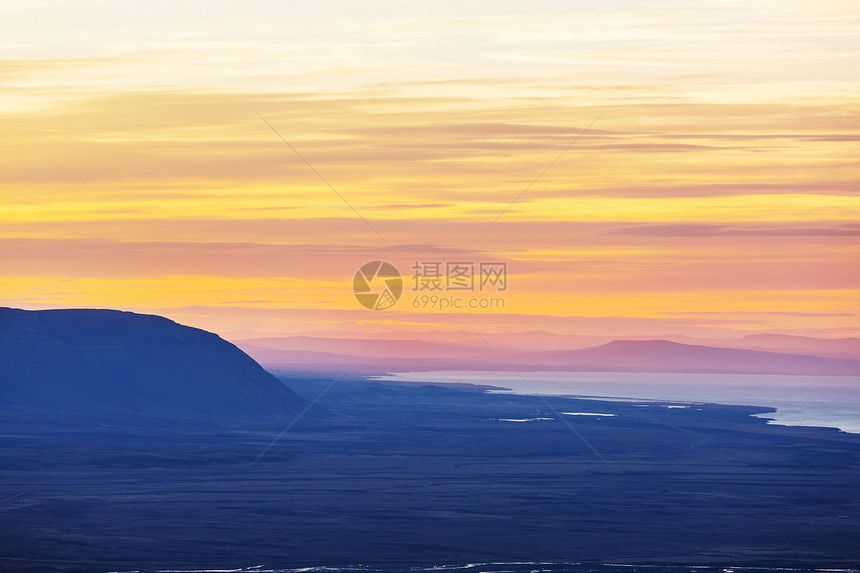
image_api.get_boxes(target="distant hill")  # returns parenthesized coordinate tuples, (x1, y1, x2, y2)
(0, 307, 305, 420)
(734, 333, 860, 359)
(235, 336, 504, 374)
(527, 339, 860, 376)
(235, 334, 860, 376)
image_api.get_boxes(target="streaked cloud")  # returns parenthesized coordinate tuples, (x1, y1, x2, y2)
(1, 0, 858, 338)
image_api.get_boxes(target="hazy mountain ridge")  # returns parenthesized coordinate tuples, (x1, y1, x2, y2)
(529, 339, 860, 376)
(236, 334, 860, 376)
(734, 333, 860, 358)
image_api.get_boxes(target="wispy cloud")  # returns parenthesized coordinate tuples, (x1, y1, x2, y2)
(1, 0, 858, 339)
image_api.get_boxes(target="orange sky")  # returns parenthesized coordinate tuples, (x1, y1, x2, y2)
(1, 1, 859, 339)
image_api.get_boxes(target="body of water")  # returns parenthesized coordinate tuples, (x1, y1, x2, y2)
(375, 371, 860, 434)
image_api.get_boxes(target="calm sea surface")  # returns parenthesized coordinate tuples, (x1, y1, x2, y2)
(375, 371, 860, 434)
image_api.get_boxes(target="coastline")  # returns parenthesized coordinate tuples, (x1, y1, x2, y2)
(373, 370, 860, 435)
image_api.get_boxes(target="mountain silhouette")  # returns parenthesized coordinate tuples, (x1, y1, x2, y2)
(235, 334, 860, 376)
(531, 339, 860, 375)
(0, 307, 305, 420)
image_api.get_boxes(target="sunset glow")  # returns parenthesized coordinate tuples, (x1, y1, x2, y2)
(2, 0, 858, 339)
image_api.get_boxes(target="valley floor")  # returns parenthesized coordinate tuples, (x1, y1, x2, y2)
(1, 376, 859, 572)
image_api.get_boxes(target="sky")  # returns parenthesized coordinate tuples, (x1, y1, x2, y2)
(1, 0, 859, 339)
